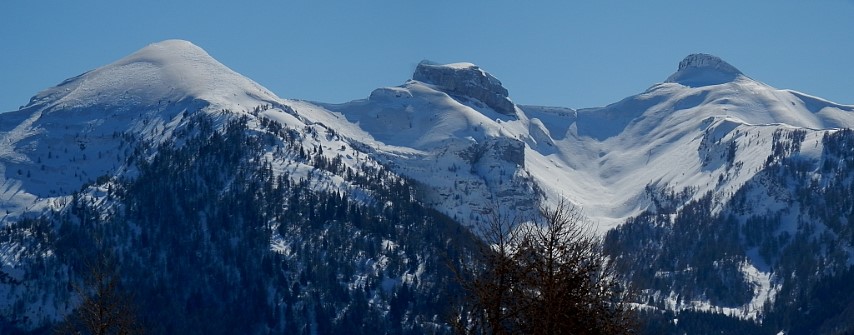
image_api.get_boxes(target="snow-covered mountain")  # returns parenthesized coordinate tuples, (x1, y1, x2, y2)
(282, 53, 854, 333)
(1, 40, 853, 333)
(1, 40, 276, 220)
(0, 40, 472, 333)
(0, 40, 375, 224)
(289, 53, 854, 232)
(6, 41, 852, 233)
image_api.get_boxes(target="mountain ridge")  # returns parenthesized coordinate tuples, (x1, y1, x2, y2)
(25, 39, 279, 111)
(8, 39, 853, 231)
(1, 39, 853, 333)
(4, 39, 854, 232)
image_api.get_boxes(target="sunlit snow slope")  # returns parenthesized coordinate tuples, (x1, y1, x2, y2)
(2, 41, 854, 326)
(3, 42, 853, 235)
(0, 40, 367, 225)
(291, 55, 854, 231)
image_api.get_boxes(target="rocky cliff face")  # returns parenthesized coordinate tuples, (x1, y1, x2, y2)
(674, 53, 741, 74)
(413, 61, 517, 116)
(665, 53, 744, 87)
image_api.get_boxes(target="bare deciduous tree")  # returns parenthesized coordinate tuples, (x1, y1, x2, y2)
(55, 255, 143, 335)
(452, 200, 636, 335)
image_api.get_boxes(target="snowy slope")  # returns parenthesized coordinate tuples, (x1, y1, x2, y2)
(8, 42, 852, 234)
(0, 41, 264, 222)
(295, 76, 539, 225)
(0, 40, 368, 225)
(573, 54, 854, 221)
(27, 39, 280, 110)
(287, 55, 854, 322)
(288, 55, 854, 233)
(557, 55, 854, 229)
(1, 40, 853, 328)
(0, 40, 414, 328)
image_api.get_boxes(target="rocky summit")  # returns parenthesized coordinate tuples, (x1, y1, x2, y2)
(412, 60, 517, 115)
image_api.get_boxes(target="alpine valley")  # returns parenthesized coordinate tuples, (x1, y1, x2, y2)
(1, 40, 852, 334)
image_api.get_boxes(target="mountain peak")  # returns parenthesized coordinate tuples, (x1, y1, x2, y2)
(29, 39, 279, 110)
(117, 39, 212, 68)
(413, 60, 516, 115)
(676, 53, 741, 74)
(417, 60, 478, 71)
(665, 53, 744, 87)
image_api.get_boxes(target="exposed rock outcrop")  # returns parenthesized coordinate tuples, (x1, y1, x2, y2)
(460, 137, 525, 168)
(665, 53, 744, 87)
(413, 61, 517, 116)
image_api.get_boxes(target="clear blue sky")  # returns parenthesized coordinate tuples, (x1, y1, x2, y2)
(1, 1, 852, 113)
